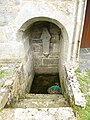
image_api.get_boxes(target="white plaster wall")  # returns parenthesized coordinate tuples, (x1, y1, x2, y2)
(16, 0, 74, 44)
(15, 0, 87, 64)
(0, 0, 87, 65)
(0, 0, 20, 26)
(0, 42, 24, 61)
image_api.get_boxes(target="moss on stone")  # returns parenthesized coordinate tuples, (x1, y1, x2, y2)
(75, 68, 81, 73)
(0, 70, 4, 79)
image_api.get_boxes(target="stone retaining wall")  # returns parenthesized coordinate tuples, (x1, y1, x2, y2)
(64, 65, 86, 108)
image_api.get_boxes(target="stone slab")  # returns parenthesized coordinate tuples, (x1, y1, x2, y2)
(0, 107, 76, 120)
(65, 65, 86, 108)
(43, 59, 59, 65)
(0, 88, 9, 110)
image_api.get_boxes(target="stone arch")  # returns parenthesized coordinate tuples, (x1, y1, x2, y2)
(16, 17, 69, 93)
(15, 2, 70, 62)
(16, 2, 71, 33)
(17, 17, 69, 62)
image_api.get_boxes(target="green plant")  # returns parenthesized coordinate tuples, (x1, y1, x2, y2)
(0, 70, 4, 79)
(75, 69, 90, 120)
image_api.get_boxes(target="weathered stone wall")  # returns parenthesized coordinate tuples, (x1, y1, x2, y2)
(22, 30, 34, 92)
(64, 65, 86, 108)
(0, 0, 87, 66)
(0, 62, 33, 108)
(0, 0, 22, 62)
(0, 0, 20, 26)
(0, 63, 23, 109)
(0, 0, 87, 62)
(29, 22, 60, 74)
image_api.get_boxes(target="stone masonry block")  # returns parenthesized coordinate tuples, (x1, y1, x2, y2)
(43, 58, 59, 65)
(34, 58, 42, 67)
(0, 0, 20, 5)
(34, 67, 58, 74)
(0, 88, 9, 110)
(49, 52, 59, 58)
(33, 52, 43, 58)
(0, 7, 20, 25)
(32, 44, 42, 52)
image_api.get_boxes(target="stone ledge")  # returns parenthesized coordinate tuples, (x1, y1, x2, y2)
(65, 65, 86, 108)
(0, 88, 9, 110)
(0, 107, 76, 120)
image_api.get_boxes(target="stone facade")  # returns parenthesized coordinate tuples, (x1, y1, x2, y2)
(0, 0, 87, 108)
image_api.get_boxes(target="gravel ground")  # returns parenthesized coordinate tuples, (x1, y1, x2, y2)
(79, 48, 90, 70)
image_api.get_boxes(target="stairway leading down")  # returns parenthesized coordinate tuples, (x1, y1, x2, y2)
(0, 94, 76, 120)
(14, 94, 69, 108)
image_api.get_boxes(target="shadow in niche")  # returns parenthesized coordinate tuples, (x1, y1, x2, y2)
(30, 74, 61, 94)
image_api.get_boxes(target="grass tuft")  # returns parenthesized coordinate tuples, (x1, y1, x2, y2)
(75, 69, 90, 120)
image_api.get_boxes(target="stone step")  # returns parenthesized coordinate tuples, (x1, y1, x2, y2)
(25, 93, 64, 99)
(14, 99, 69, 108)
(13, 94, 69, 108)
(0, 107, 76, 120)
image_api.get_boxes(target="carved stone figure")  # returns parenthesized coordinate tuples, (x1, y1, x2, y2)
(40, 27, 51, 57)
